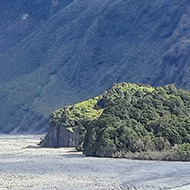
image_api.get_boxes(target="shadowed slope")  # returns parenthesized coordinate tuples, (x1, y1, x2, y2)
(1, 0, 190, 132)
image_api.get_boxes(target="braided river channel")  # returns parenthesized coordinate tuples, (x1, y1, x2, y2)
(0, 135, 190, 190)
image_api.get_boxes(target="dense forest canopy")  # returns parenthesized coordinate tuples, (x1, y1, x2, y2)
(41, 83, 190, 160)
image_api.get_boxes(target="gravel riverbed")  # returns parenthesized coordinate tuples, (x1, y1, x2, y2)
(0, 135, 190, 190)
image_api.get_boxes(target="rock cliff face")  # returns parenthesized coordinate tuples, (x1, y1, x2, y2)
(40, 96, 104, 148)
(40, 127, 78, 147)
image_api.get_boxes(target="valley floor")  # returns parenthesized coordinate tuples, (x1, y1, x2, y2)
(0, 135, 189, 190)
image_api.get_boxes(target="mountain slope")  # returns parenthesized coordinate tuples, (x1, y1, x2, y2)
(1, 0, 190, 133)
(0, 0, 74, 54)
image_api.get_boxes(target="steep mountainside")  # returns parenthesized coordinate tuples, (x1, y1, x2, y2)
(41, 83, 190, 160)
(0, 0, 74, 54)
(1, 0, 190, 133)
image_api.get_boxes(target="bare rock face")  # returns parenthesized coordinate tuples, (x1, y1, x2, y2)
(40, 127, 79, 147)
(40, 127, 78, 147)
(39, 94, 103, 148)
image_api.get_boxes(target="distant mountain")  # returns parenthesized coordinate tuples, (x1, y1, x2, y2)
(0, 0, 74, 54)
(40, 82, 190, 160)
(1, 0, 190, 133)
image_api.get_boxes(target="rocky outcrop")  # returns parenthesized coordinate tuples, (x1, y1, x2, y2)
(40, 126, 78, 147)
(40, 95, 104, 148)
(41, 83, 190, 160)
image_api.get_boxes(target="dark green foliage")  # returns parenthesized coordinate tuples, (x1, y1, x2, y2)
(82, 83, 190, 157)
(177, 143, 190, 154)
(40, 82, 190, 160)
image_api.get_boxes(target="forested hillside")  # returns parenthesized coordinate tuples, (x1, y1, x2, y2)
(1, 0, 190, 133)
(0, 0, 74, 54)
(41, 83, 190, 160)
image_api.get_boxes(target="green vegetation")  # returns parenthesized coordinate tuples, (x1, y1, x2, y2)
(1, 0, 190, 133)
(51, 96, 103, 128)
(83, 83, 190, 159)
(44, 82, 190, 160)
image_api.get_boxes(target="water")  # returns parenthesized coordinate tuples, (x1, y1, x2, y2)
(0, 135, 189, 190)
